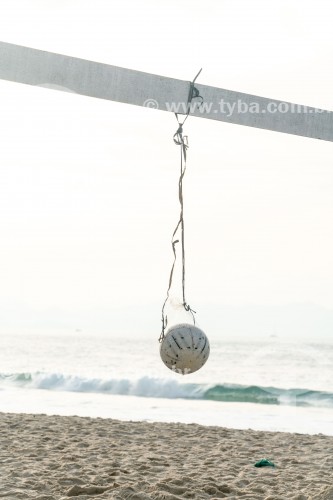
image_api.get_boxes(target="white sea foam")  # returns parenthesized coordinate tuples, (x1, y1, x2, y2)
(1, 372, 333, 409)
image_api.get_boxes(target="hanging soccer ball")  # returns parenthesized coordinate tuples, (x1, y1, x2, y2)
(160, 323, 210, 375)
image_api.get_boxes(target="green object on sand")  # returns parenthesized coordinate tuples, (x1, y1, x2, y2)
(254, 459, 275, 468)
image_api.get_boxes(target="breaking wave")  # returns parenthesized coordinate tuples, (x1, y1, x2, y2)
(1, 372, 333, 409)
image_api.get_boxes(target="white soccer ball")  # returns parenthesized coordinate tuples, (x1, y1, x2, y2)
(160, 323, 210, 375)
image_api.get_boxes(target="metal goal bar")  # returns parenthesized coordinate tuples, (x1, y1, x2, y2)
(0, 41, 332, 142)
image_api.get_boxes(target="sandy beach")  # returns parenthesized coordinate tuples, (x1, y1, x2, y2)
(0, 413, 332, 499)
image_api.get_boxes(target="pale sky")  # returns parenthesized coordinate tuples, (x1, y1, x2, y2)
(0, 0, 333, 338)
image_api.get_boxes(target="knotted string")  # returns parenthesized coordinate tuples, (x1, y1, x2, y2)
(159, 117, 196, 343)
(159, 70, 203, 343)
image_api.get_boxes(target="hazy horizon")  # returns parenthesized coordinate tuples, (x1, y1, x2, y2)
(1, 0, 332, 343)
(1, 301, 333, 343)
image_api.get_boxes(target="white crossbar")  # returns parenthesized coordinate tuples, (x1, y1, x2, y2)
(0, 41, 332, 142)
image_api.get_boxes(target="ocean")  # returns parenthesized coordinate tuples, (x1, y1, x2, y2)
(0, 332, 332, 436)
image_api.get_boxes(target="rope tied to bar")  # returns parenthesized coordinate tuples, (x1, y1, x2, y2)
(159, 71, 203, 343)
